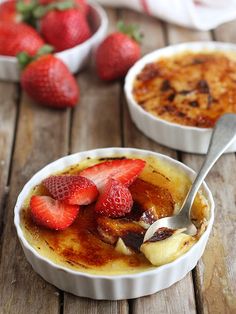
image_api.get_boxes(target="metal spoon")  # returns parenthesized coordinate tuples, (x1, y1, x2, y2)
(144, 113, 236, 242)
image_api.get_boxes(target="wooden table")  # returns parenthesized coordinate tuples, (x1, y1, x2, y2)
(0, 6, 236, 314)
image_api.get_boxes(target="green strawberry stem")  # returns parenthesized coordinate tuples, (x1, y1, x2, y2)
(16, 0, 76, 26)
(17, 45, 54, 69)
(16, 0, 39, 27)
(33, 0, 75, 19)
(117, 21, 143, 44)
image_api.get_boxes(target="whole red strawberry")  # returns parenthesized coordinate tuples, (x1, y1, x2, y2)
(40, 8, 91, 52)
(0, 0, 18, 23)
(0, 21, 45, 56)
(20, 54, 79, 108)
(95, 22, 142, 81)
(95, 178, 133, 218)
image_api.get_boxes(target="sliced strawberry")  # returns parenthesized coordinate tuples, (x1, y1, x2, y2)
(30, 195, 79, 230)
(43, 175, 98, 205)
(95, 178, 133, 218)
(80, 159, 146, 191)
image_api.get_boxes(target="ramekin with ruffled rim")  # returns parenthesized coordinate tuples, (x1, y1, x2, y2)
(124, 42, 236, 154)
(14, 147, 214, 300)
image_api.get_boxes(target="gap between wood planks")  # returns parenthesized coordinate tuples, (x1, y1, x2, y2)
(0, 84, 20, 262)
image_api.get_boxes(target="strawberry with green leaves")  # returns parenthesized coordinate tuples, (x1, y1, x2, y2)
(40, 9, 91, 51)
(19, 46, 79, 108)
(32, 0, 92, 52)
(0, 21, 44, 56)
(95, 21, 142, 81)
(0, 0, 42, 25)
(39, 0, 89, 16)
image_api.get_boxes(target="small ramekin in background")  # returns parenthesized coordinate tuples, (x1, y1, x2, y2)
(0, 0, 108, 82)
(14, 147, 214, 300)
(125, 42, 236, 154)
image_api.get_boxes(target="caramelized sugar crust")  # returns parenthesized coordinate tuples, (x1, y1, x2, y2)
(133, 51, 236, 128)
(129, 178, 174, 224)
(22, 205, 149, 270)
(96, 215, 145, 245)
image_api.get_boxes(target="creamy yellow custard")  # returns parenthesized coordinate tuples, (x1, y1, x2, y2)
(20, 155, 209, 275)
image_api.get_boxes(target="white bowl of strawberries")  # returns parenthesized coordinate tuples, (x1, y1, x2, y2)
(0, 0, 108, 82)
(14, 147, 214, 300)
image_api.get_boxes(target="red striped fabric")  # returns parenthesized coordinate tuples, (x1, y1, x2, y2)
(140, 0, 150, 14)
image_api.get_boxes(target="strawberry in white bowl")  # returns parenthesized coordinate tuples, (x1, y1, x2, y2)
(0, 0, 108, 81)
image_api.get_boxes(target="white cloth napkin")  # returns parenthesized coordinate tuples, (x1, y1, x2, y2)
(97, 0, 236, 30)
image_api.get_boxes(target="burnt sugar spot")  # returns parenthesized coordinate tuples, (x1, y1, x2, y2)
(146, 227, 175, 243)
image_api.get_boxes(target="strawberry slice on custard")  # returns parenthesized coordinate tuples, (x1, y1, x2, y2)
(80, 159, 146, 191)
(43, 175, 98, 205)
(95, 178, 133, 218)
(30, 195, 79, 230)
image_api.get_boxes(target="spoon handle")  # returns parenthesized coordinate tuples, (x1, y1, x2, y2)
(182, 113, 236, 218)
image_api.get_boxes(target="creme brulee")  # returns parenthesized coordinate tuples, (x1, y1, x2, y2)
(133, 51, 236, 128)
(20, 155, 209, 275)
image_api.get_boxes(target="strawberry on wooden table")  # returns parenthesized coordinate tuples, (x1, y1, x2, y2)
(30, 195, 79, 230)
(95, 21, 142, 81)
(80, 159, 146, 191)
(20, 51, 79, 108)
(43, 175, 99, 205)
(0, 21, 44, 56)
(95, 178, 133, 218)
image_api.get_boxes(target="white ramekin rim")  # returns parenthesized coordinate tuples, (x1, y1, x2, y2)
(14, 147, 215, 281)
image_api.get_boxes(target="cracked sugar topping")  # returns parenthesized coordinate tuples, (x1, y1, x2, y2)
(133, 51, 236, 128)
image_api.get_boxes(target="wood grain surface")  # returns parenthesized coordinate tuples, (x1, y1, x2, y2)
(0, 5, 235, 314)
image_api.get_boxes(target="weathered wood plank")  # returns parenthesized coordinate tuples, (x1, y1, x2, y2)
(167, 23, 236, 313)
(0, 83, 18, 240)
(179, 154, 236, 314)
(64, 297, 128, 314)
(64, 8, 128, 313)
(202, 22, 236, 314)
(121, 10, 176, 158)
(0, 93, 70, 314)
(167, 24, 211, 43)
(213, 19, 236, 43)
(70, 9, 121, 153)
(121, 10, 196, 314)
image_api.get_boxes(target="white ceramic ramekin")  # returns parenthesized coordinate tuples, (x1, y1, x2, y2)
(124, 42, 236, 154)
(0, 0, 108, 82)
(14, 147, 214, 300)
